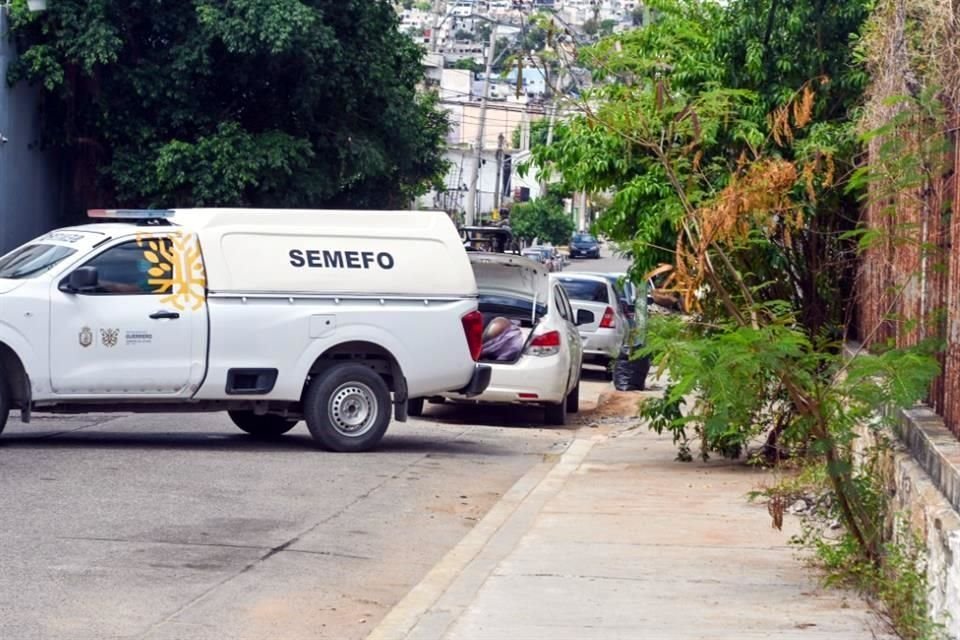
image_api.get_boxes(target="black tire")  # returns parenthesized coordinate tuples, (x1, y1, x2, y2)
(228, 411, 298, 439)
(407, 397, 425, 417)
(303, 363, 391, 452)
(566, 381, 580, 413)
(0, 368, 9, 437)
(544, 396, 567, 426)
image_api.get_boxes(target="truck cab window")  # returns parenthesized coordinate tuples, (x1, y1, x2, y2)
(81, 240, 173, 295)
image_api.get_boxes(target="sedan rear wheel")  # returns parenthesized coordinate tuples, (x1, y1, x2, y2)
(544, 396, 567, 426)
(228, 411, 298, 439)
(0, 367, 9, 437)
(566, 382, 580, 413)
(407, 397, 425, 417)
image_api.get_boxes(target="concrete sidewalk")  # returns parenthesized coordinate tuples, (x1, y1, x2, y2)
(368, 407, 891, 640)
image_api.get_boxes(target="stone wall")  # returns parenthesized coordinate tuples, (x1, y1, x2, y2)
(856, 407, 960, 638)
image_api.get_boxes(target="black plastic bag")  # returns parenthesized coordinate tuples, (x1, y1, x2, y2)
(613, 348, 650, 391)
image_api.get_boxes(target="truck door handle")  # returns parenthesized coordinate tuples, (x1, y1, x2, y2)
(149, 310, 180, 320)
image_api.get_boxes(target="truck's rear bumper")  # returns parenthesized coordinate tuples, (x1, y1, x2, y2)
(456, 364, 492, 397)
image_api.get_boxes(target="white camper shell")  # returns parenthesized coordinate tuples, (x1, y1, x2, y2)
(0, 209, 490, 452)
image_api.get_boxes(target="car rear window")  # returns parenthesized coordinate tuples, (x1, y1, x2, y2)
(0, 243, 77, 279)
(558, 279, 609, 303)
(479, 294, 547, 322)
(573, 234, 596, 243)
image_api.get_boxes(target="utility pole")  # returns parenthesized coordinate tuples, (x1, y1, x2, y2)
(465, 23, 498, 226)
(538, 102, 557, 195)
(428, 0, 444, 52)
(494, 132, 505, 212)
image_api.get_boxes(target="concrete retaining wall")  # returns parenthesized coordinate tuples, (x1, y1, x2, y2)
(858, 407, 960, 638)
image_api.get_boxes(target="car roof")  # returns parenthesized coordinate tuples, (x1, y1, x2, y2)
(577, 271, 625, 281)
(551, 273, 611, 285)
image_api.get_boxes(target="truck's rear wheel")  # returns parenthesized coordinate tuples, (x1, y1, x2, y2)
(0, 368, 9, 436)
(228, 411, 298, 439)
(304, 363, 391, 452)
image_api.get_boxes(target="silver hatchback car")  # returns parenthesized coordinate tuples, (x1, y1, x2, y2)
(552, 273, 628, 376)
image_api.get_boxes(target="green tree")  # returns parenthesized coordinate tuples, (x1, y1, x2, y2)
(7, 0, 449, 212)
(508, 195, 573, 245)
(582, 18, 600, 36)
(600, 19, 618, 36)
(451, 58, 483, 73)
(526, 2, 946, 634)
(511, 118, 550, 150)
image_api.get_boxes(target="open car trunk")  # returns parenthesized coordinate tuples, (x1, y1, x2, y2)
(469, 253, 551, 365)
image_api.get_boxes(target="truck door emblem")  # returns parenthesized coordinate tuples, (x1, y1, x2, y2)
(100, 328, 119, 348)
(79, 327, 93, 348)
(136, 232, 206, 312)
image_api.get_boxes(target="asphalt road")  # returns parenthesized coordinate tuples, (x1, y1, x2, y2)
(0, 251, 631, 640)
(562, 245, 629, 275)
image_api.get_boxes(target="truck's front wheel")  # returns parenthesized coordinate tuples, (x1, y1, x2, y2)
(0, 368, 9, 436)
(303, 363, 391, 452)
(228, 411, 298, 439)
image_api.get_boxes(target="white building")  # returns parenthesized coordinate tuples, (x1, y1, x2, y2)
(418, 71, 549, 220)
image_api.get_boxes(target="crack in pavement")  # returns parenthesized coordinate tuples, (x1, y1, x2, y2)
(11, 413, 135, 440)
(56, 536, 373, 561)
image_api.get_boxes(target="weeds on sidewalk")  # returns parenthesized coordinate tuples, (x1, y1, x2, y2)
(753, 460, 944, 640)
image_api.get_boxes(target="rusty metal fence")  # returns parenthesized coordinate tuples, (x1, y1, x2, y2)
(857, 115, 960, 439)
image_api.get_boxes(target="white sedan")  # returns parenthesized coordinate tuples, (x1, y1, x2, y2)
(409, 253, 584, 425)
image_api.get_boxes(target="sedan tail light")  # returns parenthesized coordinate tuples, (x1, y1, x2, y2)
(526, 330, 561, 357)
(599, 306, 616, 329)
(461, 310, 483, 361)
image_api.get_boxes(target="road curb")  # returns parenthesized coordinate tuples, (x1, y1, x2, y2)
(365, 434, 602, 640)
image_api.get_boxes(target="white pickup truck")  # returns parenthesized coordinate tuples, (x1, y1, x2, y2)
(0, 208, 490, 452)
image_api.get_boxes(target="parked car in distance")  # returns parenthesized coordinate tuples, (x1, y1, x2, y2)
(546, 245, 566, 271)
(579, 272, 652, 327)
(530, 246, 561, 272)
(569, 233, 601, 259)
(520, 247, 550, 270)
(415, 253, 584, 425)
(554, 273, 628, 378)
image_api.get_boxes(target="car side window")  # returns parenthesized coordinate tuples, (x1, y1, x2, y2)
(79, 240, 173, 295)
(557, 287, 575, 322)
(553, 286, 569, 320)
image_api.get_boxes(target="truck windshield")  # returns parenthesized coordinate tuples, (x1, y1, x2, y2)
(0, 244, 77, 279)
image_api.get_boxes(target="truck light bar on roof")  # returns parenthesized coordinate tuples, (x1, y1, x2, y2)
(87, 209, 175, 219)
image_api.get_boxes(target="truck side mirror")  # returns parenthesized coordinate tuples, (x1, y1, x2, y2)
(63, 267, 99, 293)
(576, 309, 594, 326)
